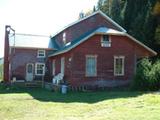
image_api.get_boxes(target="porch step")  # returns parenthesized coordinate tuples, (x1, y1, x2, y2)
(25, 81, 42, 88)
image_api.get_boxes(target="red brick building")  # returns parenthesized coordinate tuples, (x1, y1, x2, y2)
(4, 11, 156, 88)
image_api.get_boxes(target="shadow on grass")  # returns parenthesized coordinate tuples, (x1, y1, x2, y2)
(0, 84, 145, 103)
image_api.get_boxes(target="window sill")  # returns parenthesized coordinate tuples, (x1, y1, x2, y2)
(114, 74, 124, 76)
(85, 75, 97, 77)
(37, 56, 45, 58)
(35, 74, 45, 76)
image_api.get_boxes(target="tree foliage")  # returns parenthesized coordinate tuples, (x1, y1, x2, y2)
(131, 58, 160, 91)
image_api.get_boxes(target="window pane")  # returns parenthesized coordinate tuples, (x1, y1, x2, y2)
(103, 35, 109, 41)
(27, 64, 32, 73)
(101, 35, 111, 47)
(36, 64, 45, 75)
(37, 70, 43, 74)
(86, 56, 96, 76)
(115, 57, 124, 75)
(38, 50, 45, 57)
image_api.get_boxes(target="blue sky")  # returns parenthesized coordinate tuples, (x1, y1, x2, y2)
(0, 0, 98, 58)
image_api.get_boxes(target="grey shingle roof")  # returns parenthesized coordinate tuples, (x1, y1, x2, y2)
(9, 34, 54, 49)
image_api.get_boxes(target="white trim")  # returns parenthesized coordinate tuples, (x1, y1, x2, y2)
(51, 11, 126, 37)
(61, 57, 65, 74)
(35, 63, 45, 75)
(49, 31, 157, 57)
(85, 55, 97, 77)
(37, 50, 46, 58)
(52, 60, 56, 76)
(114, 56, 125, 76)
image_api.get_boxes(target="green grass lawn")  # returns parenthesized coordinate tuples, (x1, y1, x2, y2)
(0, 85, 160, 120)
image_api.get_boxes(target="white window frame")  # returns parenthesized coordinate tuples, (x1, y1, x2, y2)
(35, 63, 45, 75)
(85, 55, 97, 77)
(52, 60, 56, 76)
(101, 35, 111, 47)
(114, 56, 125, 76)
(37, 50, 45, 58)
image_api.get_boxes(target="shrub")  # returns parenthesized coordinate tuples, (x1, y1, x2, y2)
(0, 64, 3, 81)
(131, 58, 160, 91)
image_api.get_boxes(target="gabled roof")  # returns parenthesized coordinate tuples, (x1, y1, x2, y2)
(49, 27, 157, 57)
(51, 11, 126, 38)
(9, 33, 53, 49)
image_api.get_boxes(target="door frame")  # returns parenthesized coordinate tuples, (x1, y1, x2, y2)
(26, 63, 34, 81)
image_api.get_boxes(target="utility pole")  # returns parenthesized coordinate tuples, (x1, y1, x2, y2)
(3, 25, 15, 85)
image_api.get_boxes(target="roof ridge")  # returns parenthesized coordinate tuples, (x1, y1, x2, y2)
(51, 10, 126, 38)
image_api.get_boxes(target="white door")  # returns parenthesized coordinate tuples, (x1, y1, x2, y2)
(26, 64, 33, 81)
(61, 57, 65, 74)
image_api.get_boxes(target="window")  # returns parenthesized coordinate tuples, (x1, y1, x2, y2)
(52, 60, 56, 75)
(37, 50, 45, 58)
(63, 32, 66, 44)
(35, 63, 45, 75)
(101, 35, 111, 47)
(27, 64, 33, 73)
(86, 55, 97, 77)
(114, 56, 125, 76)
